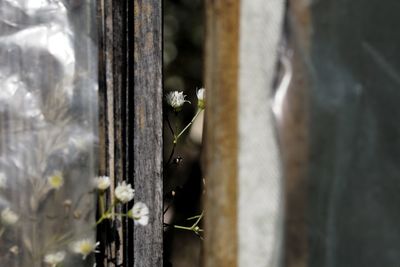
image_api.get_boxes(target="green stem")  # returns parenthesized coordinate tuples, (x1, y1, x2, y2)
(187, 214, 202, 221)
(174, 109, 202, 143)
(99, 191, 105, 216)
(173, 211, 204, 233)
(193, 211, 204, 226)
(174, 225, 193, 231)
(95, 200, 117, 225)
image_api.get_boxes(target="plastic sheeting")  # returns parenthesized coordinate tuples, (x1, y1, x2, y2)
(0, 0, 98, 266)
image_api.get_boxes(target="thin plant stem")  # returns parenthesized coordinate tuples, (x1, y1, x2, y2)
(95, 201, 117, 225)
(174, 225, 193, 231)
(166, 112, 175, 136)
(174, 109, 202, 142)
(99, 191, 105, 216)
(164, 143, 176, 167)
(173, 211, 204, 234)
(187, 214, 202, 220)
(163, 202, 172, 215)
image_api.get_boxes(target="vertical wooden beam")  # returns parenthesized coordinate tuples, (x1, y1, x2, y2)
(133, 0, 163, 266)
(204, 0, 240, 266)
(99, 0, 162, 265)
(98, 0, 128, 265)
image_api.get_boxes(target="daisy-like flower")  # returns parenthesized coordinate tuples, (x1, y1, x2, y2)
(128, 202, 149, 226)
(1, 208, 19, 226)
(114, 181, 135, 203)
(196, 88, 205, 109)
(165, 91, 190, 112)
(94, 176, 111, 191)
(47, 171, 64, 190)
(71, 239, 99, 260)
(44, 251, 66, 267)
(0, 172, 7, 189)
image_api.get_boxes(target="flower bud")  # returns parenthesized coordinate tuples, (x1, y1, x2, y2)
(196, 88, 205, 109)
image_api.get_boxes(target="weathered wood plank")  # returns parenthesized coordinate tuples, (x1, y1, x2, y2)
(133, 0, 163, 266)
(98, 0, 126, 264)
(99, 0, 162, 265)
(203, 0, 240, 266)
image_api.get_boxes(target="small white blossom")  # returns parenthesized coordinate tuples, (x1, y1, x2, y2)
(196, 88, 205, 109)
(94, 176, 111, 191)
(128, 202, 149, 226)
(9, 246, 19, 255)
(44, 251, 66, 266)
(0, 172, 7, 189)
(1, 208, 18, 226)
(115, 181, 134, 203)
(165, 91, 190, 112)
(71, 239, 99, 260)
(47, 171, 64, 190)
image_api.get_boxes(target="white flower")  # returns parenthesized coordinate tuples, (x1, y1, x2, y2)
(114, 181, 135, 203)
(165, 91, 190, 112)
(9, 246, 19, 255)
(94, 176, 111, 191)
(196, 88, 205, 109)
(47, 171, 64, 190)
(71, 239, 99, 260)
(44, 251, 66, 266)
(1, 208, 18, 225)
(0, 172, 7, 189)
(128, 202, 149, 226)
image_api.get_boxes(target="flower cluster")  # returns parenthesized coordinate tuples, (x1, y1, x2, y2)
(163, 87, 206, 239)
(95, 176, 149, 225)
(0, 172, 150, 266)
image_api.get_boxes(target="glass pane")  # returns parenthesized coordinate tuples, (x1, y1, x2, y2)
(286, 0, 400, 266)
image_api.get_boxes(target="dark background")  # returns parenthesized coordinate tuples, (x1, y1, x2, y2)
(163, 0, 204, 266)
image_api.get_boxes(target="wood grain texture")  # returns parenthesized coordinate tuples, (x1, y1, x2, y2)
(98, 0, 127, 265)
(133, 0, 163, 266)
(98, 0, 162, 266)
(203, 0, 240, 266)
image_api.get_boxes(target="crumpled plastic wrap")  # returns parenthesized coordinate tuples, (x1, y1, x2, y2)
(0, 0, 98, 266)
